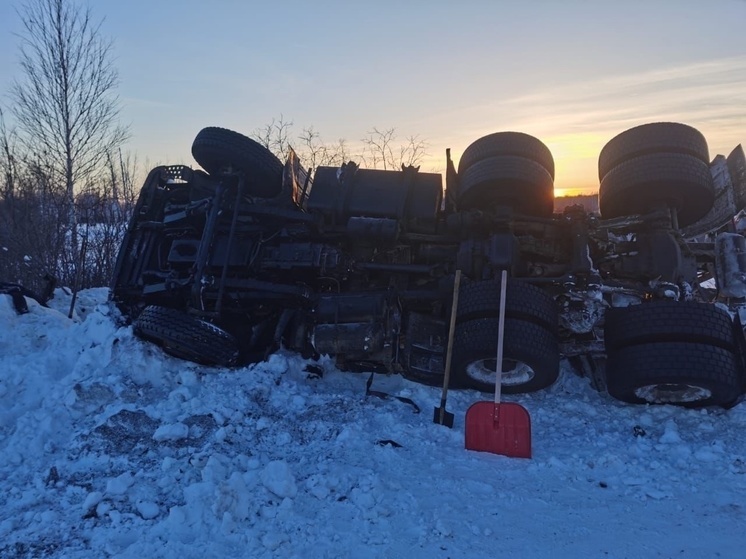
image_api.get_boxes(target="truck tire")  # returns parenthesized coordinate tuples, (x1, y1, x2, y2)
(606, 342, 741, 407)
(458, 155, 554, 217)
(134, 305, 239, 367)
(598, 152, 714, 227)
(451, 317, 560, 393)
(458, 132, 555, 179)
(191, 127, 283, 198)
(456, 278, 558, 333)
(604, 301, 736, 352)
(599, 122, 710, 180)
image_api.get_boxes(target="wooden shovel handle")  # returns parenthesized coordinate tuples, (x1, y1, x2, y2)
(440, 270, 462, 402)
(495, 270, 508, 405)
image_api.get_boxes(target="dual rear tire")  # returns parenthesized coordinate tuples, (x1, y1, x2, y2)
(457, 132, 555, 217)
(450, 278, 560, 394)
(604, 301, 743, 407)
(598, 122, 715, 227)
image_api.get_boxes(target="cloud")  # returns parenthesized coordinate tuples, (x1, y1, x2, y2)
(424, 56, 746, 192)
(501, 56, 746, 138)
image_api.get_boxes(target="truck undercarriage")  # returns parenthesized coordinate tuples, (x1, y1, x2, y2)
(110, 123, 746, 408)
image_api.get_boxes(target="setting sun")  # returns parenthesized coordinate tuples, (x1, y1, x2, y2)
(544, 132, 606, 196)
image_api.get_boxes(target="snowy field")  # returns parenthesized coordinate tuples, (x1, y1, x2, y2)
(1, 289, 746, 558)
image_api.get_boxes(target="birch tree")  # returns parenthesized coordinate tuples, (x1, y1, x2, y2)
(10, 0, 128, 242)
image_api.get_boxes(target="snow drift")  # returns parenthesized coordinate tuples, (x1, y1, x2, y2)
(1, 289, 745, 558)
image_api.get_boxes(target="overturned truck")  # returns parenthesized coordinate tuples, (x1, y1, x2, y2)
(110, 122, 746, 408)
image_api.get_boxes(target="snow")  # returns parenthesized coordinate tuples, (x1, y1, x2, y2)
(1, 289, 746, 558)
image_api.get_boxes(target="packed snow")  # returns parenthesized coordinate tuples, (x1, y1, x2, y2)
(1, 288, 746, 558)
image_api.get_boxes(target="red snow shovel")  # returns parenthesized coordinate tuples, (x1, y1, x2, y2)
(465, 270, 531, 459)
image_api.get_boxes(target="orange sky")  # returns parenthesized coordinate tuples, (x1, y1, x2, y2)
(1, 1, 744, 192)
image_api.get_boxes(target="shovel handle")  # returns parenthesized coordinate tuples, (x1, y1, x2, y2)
(440, 270, 462, 402)
(495, 270, 508, 405)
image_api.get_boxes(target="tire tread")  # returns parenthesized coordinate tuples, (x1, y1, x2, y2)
(452, 318, 559, 393)
(606, 342, 741, 407)
(134, 305, 239, 366)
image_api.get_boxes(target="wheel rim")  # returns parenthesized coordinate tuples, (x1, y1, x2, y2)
(634, 383, 712, 404)
(465, 358, 535, 386)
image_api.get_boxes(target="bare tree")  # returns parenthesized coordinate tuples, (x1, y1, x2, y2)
(76, 148, 139, 288)
(361, 127, 429, 170)
(10, 0, 129, 244)
(253, 118, 429, 175)
(398, 134, 429, 168)
(0, 109, 19, 204)
(297, 126, 349, 170)
(252, 116, 293, 161)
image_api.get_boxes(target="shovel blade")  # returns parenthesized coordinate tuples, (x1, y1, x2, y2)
(433, 406, 455, 428)
(464, 401, 531, 459)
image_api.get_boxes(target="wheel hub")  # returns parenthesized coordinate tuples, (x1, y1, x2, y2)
(634, 383, 712, 404)
(465, 358, 535, 386)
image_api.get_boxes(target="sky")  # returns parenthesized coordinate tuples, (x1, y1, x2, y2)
(1, 0, 745, 195)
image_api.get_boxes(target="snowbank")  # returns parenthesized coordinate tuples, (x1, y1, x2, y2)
(1, 289, 745, 558)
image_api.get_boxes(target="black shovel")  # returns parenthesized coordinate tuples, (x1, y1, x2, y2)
(433, 269, 462, 427)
